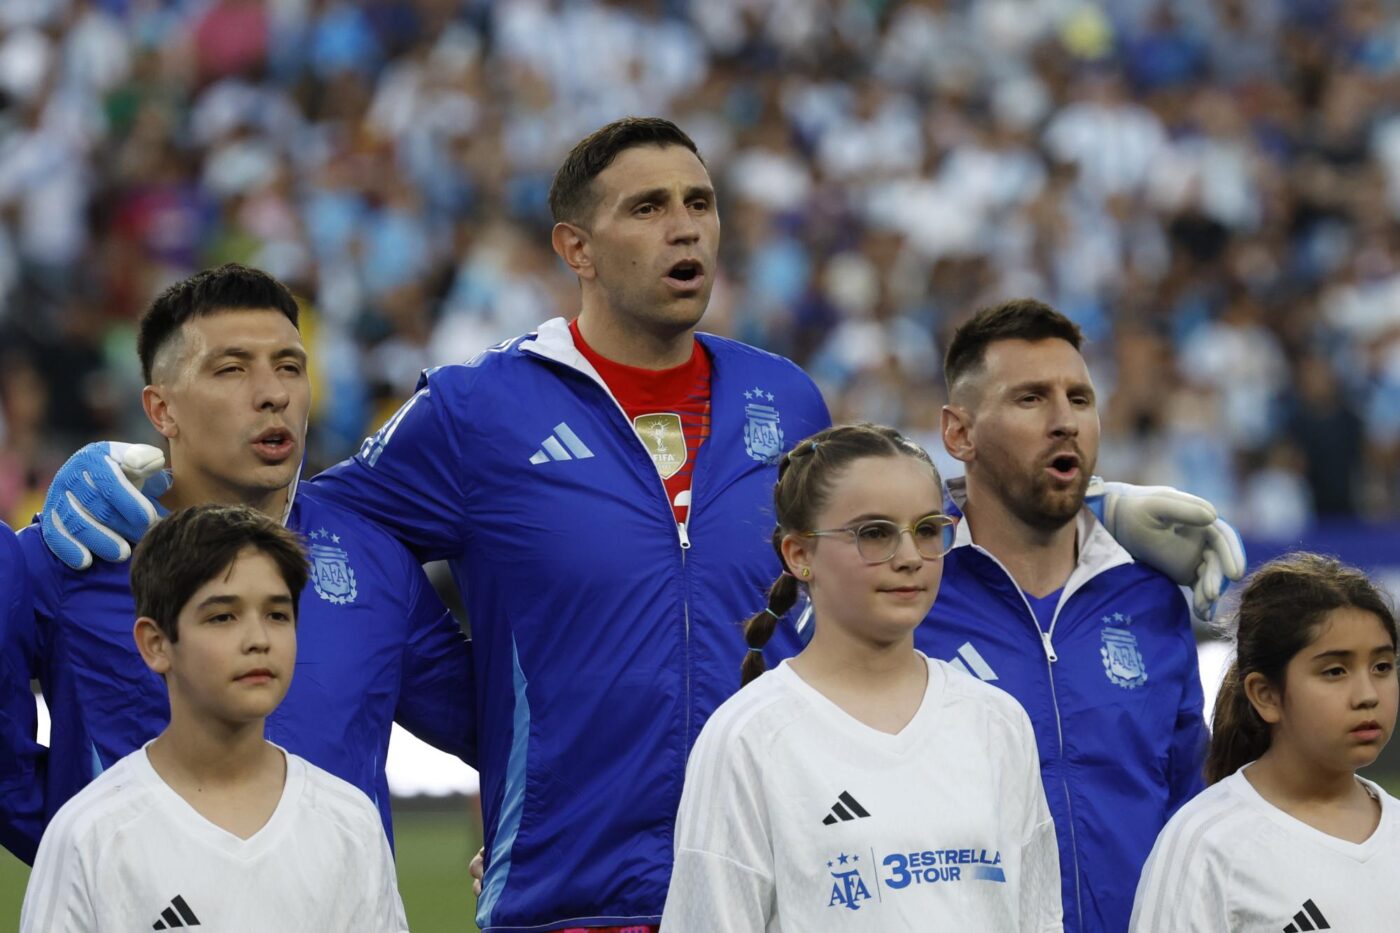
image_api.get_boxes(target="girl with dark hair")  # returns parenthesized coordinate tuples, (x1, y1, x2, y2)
(1132, 553, 1400, 932)
(662, 423, 1062, 932)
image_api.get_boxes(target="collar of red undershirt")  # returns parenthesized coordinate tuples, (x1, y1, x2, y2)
(568, 318, 709, 405)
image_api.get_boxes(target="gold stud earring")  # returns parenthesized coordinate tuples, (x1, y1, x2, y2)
(801, 567, 811, 579)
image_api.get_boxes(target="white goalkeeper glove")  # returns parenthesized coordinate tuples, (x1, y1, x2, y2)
(1086, 479, 1246, 621)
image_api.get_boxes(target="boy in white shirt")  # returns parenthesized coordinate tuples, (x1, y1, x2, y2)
(20, 504, 409, 933)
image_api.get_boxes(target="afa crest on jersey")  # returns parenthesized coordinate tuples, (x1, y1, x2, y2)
(308, 529, 358, 605)
(1100, 617, 1148, 689)
(825, 853, 873, 911)
(742, 387, 784, 464)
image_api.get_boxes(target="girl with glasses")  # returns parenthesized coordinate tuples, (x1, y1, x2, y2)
(1131, 554, 1400, 932)
(662, 423, 1062, 931)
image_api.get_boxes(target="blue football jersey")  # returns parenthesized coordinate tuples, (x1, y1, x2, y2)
(311, 319, 831, 931)
(0, 522, 42, 863)
(917, 511, 1207, 933)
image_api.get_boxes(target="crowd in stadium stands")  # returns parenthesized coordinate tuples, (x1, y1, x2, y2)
(0, 0, 1397, 535)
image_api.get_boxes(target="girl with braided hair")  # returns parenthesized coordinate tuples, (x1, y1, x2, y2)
(1131, 554, 1400, 932)
(662, 423, 1062, 931)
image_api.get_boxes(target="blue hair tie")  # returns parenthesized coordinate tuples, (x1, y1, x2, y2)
(747, 646, 764, 655)
(763, 607, 781, 621)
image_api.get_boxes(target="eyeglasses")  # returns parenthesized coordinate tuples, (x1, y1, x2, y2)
(802, 514, 958, 565)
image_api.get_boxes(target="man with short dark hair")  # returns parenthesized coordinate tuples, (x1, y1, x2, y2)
(36, 125, 1241, 933)
(309, 116, 832, 933)
(22, 505, 408, 932)
(1, 263, 474, 864)
(920, 299, 1209, 933)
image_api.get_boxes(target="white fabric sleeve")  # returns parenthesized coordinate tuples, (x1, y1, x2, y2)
(19, 823, 98, 933)
(1129, 813, 1229, 932)
(1011, 708, 1063, 933)
(354, 820, 410, 933)
(661, 706, 775, 931)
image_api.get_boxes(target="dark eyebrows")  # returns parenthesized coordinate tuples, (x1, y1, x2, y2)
(1311, 646, 1397, 662)
(205, 345, 307, 365)
(621, 184, 715, 211)
(193, 592, 294, 611)
(1006, 379, 1096, 400)
(623, 187, 668, 210)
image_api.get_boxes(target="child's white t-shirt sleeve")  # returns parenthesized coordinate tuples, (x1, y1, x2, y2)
(661, 708, 774, 931)
(350, 806, 410, 933)
(1010, 705, 1063, 933)
(20, 821, 98, 933)
(1129, 816, 1228, 932)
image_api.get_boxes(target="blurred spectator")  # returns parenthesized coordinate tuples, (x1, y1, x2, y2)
(0, 0, 1398, 538)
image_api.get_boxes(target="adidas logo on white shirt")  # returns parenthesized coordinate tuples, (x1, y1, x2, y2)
(1282, 899, 1330, 931)
(529, 422, 595, 464)
(947, 642, 999, 682)
(151, 894, 201, 928)
(821, 791, 872, 825)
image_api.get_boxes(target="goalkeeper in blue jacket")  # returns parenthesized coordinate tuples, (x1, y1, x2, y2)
(25, 119, 1243, 932)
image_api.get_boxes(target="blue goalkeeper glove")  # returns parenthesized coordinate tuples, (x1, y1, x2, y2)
(1086, 479, 1246, 621)
(41, 442, 172, 570)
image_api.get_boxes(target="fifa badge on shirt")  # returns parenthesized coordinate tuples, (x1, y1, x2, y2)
(1100, 614, 1148, 689)
(308, 528, 358, 605)
(633, 413, 687, 479)
(742, 387, 784, 464)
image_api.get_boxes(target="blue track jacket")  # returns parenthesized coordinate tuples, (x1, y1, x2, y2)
(917, 491, 1207, 933)
(312, 318, 831, 932)
(0, 486, 475, 862)
(0, 523, 41, 862)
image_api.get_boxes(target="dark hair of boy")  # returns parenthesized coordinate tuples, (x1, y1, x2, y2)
(943, 299, 1085, 396)
(136, 263, 301, 384)
(547, 117, 702, 226)
(130, 504, 309, 643)
(1206, 551, 1399, 784)
(739, 423, 941, 686)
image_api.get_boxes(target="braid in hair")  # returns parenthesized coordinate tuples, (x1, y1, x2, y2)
(738, 424, 940, 687)
(740, 562, 801, 686)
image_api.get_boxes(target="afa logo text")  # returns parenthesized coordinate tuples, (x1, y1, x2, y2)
(742, 387, 784, 464)
(826, 852, 873, 911)
(308, 529, 358, 605)
(1100, 613, 1148, 689)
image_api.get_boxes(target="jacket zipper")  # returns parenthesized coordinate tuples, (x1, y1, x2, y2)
(533, 347, 698, 757)
(971, 545, 1084, 931)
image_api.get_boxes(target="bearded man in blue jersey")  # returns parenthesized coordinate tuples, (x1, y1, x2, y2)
(920, 299, 1210, 933)
(0, 264, 475, 865)
(30, 120, 1242, 932)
